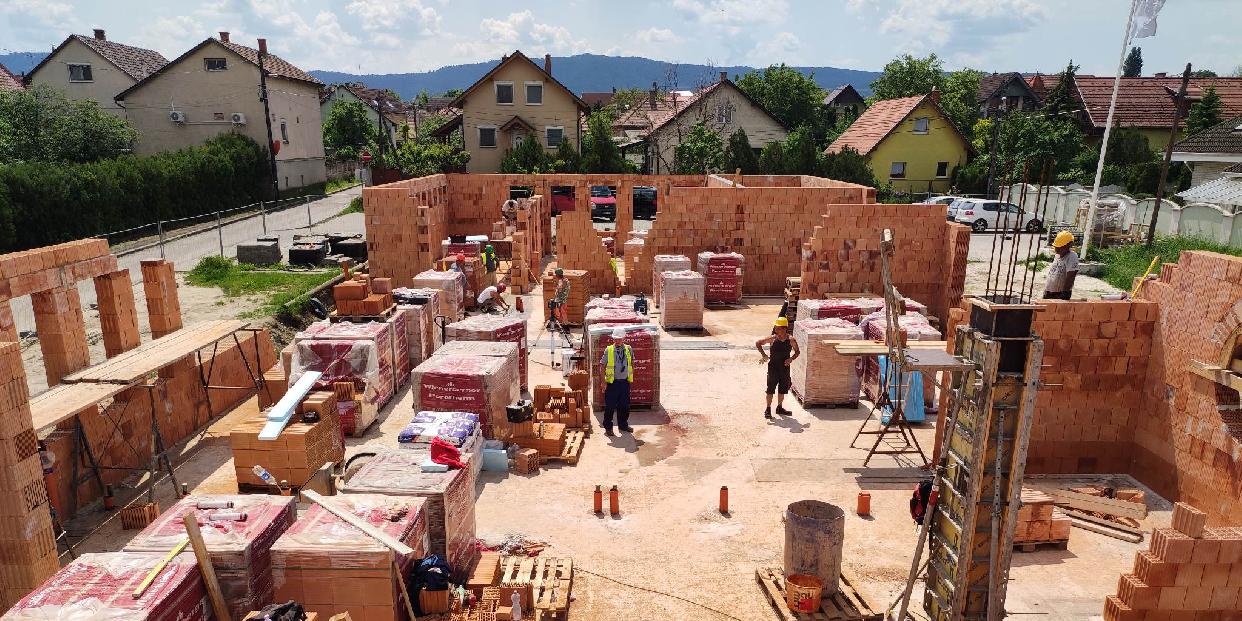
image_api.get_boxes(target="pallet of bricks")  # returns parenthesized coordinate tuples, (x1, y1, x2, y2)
(394, 287, 443, 364)
(412, 269, 468, 322)
(796, 295, 927, 323)
(697, 251, 744, 305)
(790, 318, 863, 407)
(652, 254, 692, 308)
(623, 236, 645, 285)
(445, 313, 530, 390)
(659, 270, 705, 330)
(526, 373, 590, 464)
(231, 390, 346, 490)
(412, 340, 520, 440)
(583, 304, 646, 340)
(587, 323, 660, 410)
(1013, 488, 1071, 551)
(292, 320, 397, 435)
(124, 494, 296, 619)
(438, 254, 489, 309)
(5, 551, 210, 620)
(332, 267, 395, 319)
(859, 309, 941, 404)
(1105, 502, 1242, 620)
(340, 449, 479, 581)
(271, 493, 429, 621)
(541, 269, 589, 325)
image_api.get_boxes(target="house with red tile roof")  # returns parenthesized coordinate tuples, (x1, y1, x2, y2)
(0, 64, 24, 93)
(826, 90, 972, 193)
(115, 32, 325, 191)
(25, 29, 167, 116)
(1070, 75, 1242, 150)
(1172, 116, 1242, 188)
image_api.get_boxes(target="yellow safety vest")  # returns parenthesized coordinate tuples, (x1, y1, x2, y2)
(604, 344, 633, 384)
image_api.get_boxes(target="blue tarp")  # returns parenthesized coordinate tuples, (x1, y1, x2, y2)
(877, 354, 926, 424)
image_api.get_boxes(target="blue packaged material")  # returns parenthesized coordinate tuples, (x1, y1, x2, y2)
(877, 355, 926, 424)
(398, 411, 480, 446)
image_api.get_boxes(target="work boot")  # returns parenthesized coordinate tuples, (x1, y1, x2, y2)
(604, 428, 616, 437)
(619, 425, 634, 433)
(776, 406, 792, 416)
(764, 407, 773, 420)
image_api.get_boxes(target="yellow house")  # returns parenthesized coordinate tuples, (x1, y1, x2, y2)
(443, 51, 590, 173)
(825, 91, 972, 194)
(25, 29, 167, 118)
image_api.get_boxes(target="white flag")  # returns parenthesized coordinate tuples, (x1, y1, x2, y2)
(1130, 0, 1166, 39)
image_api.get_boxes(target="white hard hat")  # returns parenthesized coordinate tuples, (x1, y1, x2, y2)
(612, 327, 626, 339)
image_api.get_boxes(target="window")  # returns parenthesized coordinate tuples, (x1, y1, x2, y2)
(478, 126, 497, 148)
(213, 112, 226, 121)
(280, 120, 289, 143)
(890, 162, 907, 179)
(511, 132, 526, 149)
(936, 161, 949, 178)
(546, 126, 563, 148)
(495, 81, 513, 105)
(204, 58, 227, 71)
(913, 117, 930, 134)
(715, 103, 732, 125)
(525, 82, 543, 105)
(67, 64, 92, 82)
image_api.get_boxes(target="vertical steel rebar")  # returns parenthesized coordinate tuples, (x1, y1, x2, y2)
(1005, 165, 1032, 298)
(157, 219, 166, 259)
(260, 200, 267, 234)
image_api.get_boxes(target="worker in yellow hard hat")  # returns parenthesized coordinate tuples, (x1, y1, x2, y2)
(1044, 231, 1079, 300)
(756, 316, 800, 420)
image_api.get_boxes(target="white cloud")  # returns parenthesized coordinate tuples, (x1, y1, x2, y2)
(845, 0, 873, 13)
(0, 0, 72, 22)
(634, 27, 682, 46)
(241, 2, 360, 69)
(877, 0, 1047, 64)
(345, 0, 441, 35)
(463, 11, 589, 60)
(749, 31, 803, 65)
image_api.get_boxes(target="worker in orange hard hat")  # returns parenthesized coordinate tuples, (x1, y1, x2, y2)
(1043, 231, 1079, 300)
(450, 253, 466, 272)
(756, 316, 800, 420)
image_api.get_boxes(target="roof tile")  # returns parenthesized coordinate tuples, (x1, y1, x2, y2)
(0, 63, 23, 92)
(219, 40, 320, 84)
(71, 34, 167, 81)
(1172, 116, 1242, 154)
(1075, 76, 1242, 129)
(825, 95, 925, 156)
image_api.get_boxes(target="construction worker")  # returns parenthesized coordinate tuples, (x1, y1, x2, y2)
(450, 253, 466, 273)
(600, 327, 634, 436)
(477, 282, 509, 314)
(756, 317, 800, 419)
(549, 268, 570, 325)
(1043, 231, 1079, 300)
(482, 244, 499, 273)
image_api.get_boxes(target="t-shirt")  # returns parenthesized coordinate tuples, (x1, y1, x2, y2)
(1045, 250, 1080, 293)
(450, 262, 462, 272)
(477, 285, 498, 305)
(553, 279, 570, 304)
(599, 344, 631, 381)
(768, 336, 793, 371)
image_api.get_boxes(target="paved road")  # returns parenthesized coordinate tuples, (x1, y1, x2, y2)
(11, 187, 365, 334)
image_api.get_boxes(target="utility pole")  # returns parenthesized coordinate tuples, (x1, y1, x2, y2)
(984, 98, 1006, 199)
(1146, 63, 1191, 246)
(257, 38, 280, 201)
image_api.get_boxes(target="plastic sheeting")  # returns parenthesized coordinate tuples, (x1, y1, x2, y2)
(796, 297, 928, 323)
(584, 306, 645, 335)
(413, 341, 519, 440)
(389, 308, 411, 387)
(790, 318, 863, 406)
(860, 312, 940, 415)
(395, 286, 444, 364)
(444, 314, 529, 390)
(7, 552, 208, 621)
(696, 251, 744, 304)
(587, 323, 661, 409)
(652, 254, 691, 307)
(292, 320, 395, 434)
(659, 270, 705, 329)
(411, 270, 467, 322)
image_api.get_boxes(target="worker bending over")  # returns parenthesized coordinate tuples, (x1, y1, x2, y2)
(756, 317, 800, 419)
(600, 327, 634, 437)
(477, 282, 510, 314)
(1043, 231, 1079, 300)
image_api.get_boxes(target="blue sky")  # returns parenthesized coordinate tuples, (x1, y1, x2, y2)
(2, 0, 1239, 76)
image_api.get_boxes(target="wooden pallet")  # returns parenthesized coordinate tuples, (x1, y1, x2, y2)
(755, 568, 881, 621)
(542, 429, 584, 465)
(329, 303, 396, 323)
(1013, 538, 1070, 552)
(499, 556, 573, 620)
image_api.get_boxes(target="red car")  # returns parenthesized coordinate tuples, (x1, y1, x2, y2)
(550, 186, 575, 215)
(590, 186, 616, 221)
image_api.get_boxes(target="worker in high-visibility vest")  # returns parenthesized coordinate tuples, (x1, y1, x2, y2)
(599, 327, 634, 437)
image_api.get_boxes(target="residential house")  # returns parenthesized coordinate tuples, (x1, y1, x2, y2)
(442, 51, 589, 173)
(115, 33, 326, 191)
(320, 83, 412, 149)
(823, 84, 865, 118)
(825, 90, 972, 194)
(1172, 116, 1242, 187)
(582, 90, 615, 110)
(977, 72, 1041, 117)
(25, 29, 166, 116)
(1071, 75, 1242, 150)
(612, 74, 789, 174)
(0, 64, 23, 92)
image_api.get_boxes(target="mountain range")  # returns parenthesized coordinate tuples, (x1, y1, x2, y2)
(3, 51, 878, 100)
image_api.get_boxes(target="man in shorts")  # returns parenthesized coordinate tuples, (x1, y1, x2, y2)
(477, 282, 509, 314)
(756, 317, 800, 419)
(549, 268, 570, 325)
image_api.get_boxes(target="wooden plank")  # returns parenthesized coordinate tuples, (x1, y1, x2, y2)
(1059, 507, 1144, 534)
(64, 320, 247, 384)
(30, 381, 130, 432)
(1069, 516, 1144, 543)
(755, 568, 798, 621)
(258, 370, 322, 440)
(301, 491, 415, 556)
(184, 511, 232, 621)
(1044, 488, 1147, 520)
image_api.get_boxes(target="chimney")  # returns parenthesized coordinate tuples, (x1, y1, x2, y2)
(544, 53, 552, 74)
(257, 38, 268, 55)
(219, 31, 230, 43)
(1154, 72, 1167, 78)
(929, 86, 941, 105)
(93, 29, 105, 41)
(719, 71, 727, 83)
(649, 82, 658, 110)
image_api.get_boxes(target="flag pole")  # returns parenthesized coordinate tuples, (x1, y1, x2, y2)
(1081, 0, 1139, 260)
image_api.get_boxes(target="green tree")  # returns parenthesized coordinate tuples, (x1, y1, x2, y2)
(1191, 69, 1218, 78)
(974, 111, 1085, 181)
(870, 53, 945, 101)
(441, 88, 464, 98)
(0, 84, 137, 163)
(1041, 61, 1082, 118)
(1186, 86, 1224, 135)
(673, 122, 724, 174)
(758, 140, 788, 174)
(602, 87, 648, 120)
(580, 113, 629, 173)
(323, 100, 377, 160)
(499, 135, 551, 173)
(722, 128, 760, 174)
(1123, 46, 1143, 78)
(414, 90, 430, 105)
(822, 146, 876, 187)
(735, 64, 826, 135)
(941, 69, 984, 133)
(549, 139, 581, 173)
(389, 140, 470, 177)
(783, 126, 823, 175)
(1105, 128, 1156, 166)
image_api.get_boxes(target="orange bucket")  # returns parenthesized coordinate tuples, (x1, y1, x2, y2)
(785, 574, 823, 613)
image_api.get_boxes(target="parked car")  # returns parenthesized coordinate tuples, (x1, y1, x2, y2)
(923, 195, 960, 206)
(946, 197, 976, 221)
(633, 185, 657, 220)
(550, 186, 575, 216)
(951, 200, 1043, 233)
(590, 185, 616, 221)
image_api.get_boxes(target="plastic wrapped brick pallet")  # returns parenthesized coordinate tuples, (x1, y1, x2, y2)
(6, 552, 209, 621)
(584, 306, 645, 334)
(413, 341, 519, 440)
(292, 321, 395, 434)
(860, 312, 941, 416)
(411, 270, 467, 321)
(395, 287, 444, 361)
(790, 318, 863, 406)
(796, 297, 883, 323)
(584, 295, 638, 312)
(659, 270, 705, 329)
(696, 251, 744, 304)
(270, 493, 428, 621)
(445, 314, 529, 390)
(339, 449, 478, 580)
(587, 323, 660, 410)
(389, 308, 411, 387)
(124, 495, 295, 620)
(652, 255, 691, 307)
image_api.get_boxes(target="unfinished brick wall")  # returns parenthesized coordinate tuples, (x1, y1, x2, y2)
(364, 174, 451, 286)
(93, 270, 141, 358)
(31, 287, 90, 386)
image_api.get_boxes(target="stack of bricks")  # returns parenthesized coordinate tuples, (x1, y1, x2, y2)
(0, 343, 58, 612)
(411, 269, 467, 322)
(230, 391, 345, 489)
(623, 237, 645, 283)
(542, 269, 589, 325)
(437, 255, 488, 306)
(364, 174, 450, 285)
(697, 251, 744, 304)
(1026, 300, 1157, 474)
(31, 286, 90, 386)
(1104, 502, 1242, 620)
(511, 423, 566, 458)
(6, 551, 208, 619)
(532, 384, 589, 430)
(445, 314, 530, 390)
(553, 186, 618, 295)
(467, 551, 503, 599)
(140, 259, 182, 338)
(651, 254, 691, 306)
(659, 271, 705, 329)
(394, 287, 442, 365)
(1014, 488, 1071, 544)
(334, 274, 395, 317)
(514, 448, 541, 474)
(508, 195, 549, 293)
(416, 340, 520, 440)
(93, 269, 140, 358)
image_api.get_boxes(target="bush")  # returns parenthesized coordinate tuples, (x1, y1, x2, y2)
(0, 133, 269, 251)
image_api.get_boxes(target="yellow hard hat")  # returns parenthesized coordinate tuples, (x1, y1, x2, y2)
(1053, 231, 1075, 248)
(774, 317, 790, 328)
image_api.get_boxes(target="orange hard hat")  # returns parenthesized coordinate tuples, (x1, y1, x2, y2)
(455, 253, 465, 262)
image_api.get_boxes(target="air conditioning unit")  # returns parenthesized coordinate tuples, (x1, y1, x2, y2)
(230, 112, 247, 125)
(169, 110, 186, 123)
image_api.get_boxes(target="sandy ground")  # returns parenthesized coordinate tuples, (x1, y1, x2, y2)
(966, 232, 1121, 299)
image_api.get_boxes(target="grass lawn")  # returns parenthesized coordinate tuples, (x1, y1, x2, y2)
(187, 256, 337, 318)
(326, 177, 361, 194)
(338, 196, 363, 216)
(1089, 236, 1242, 291)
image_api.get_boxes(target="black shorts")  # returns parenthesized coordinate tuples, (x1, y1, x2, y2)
(1043, 290, 1071, 300)
(766, 366, 791, 395)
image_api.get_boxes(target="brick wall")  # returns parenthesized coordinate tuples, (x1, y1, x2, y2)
(363, 174, 452, 286)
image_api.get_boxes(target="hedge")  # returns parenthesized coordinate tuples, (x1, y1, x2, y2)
(0, 133, 269, 252)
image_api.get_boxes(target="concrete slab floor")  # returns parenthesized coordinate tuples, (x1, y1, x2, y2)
(59, 298, 1165, 621)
